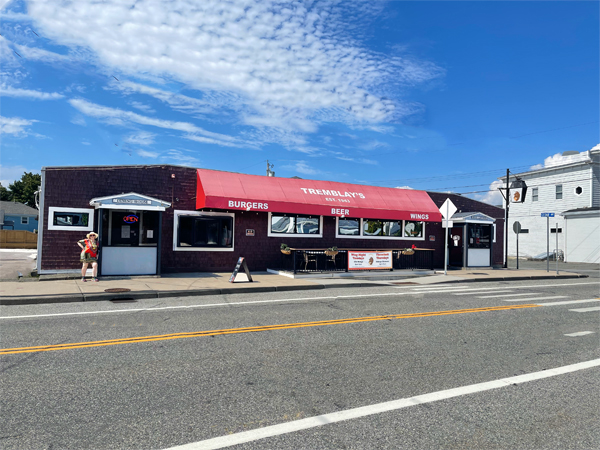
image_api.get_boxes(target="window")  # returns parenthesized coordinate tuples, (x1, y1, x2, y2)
(468, 224, 491, 249)
(21, 217, 29, 225)
(363, 219, 383, 236)
(173, 210, 234, 251)
(556, 185, 563, 200)
(268, 213, 323, 238)
(383, 221, 403, 237)
(336, 218, 425, 240)
(551, 228, 562, 234)
(575, 186, 583, 196)
(338, 218, 360, 236)
(532, 188, 538, 202)
(403, 220, 423, 238)
(48, 207, 94, 231)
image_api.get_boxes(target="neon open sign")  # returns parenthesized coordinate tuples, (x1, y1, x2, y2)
(123, 214, 139, 223)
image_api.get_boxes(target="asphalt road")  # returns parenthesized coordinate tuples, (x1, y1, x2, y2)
(1, 279, 599, 449)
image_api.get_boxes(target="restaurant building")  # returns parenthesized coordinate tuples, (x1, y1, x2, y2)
(36, 165, 505, 276)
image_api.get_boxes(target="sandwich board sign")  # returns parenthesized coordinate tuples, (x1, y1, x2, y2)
(229, 257, 253, 283)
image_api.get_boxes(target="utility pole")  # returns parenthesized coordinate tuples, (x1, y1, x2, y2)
(504, 169, 510, 268)
(266, 160, 275, 177)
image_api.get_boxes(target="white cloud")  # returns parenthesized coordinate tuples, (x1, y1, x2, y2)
(81, 141, 91, 145)
(128, 101, 155, 114)
(13, 42, 70, 62)
(282, 161, 324, 176)
(0, 116, 36, 135)
(124, 131, 155, 146)
(71, 116, 86, 126)
(336, 156, 378, 165)
(136, 149, 159, 158)
(529, 151, 589, 170)
(360, 140, 389, 151)
(395, 186, 414, 190)
(68, 98, 244, 148)
(25, 0, 442, 137)
(0, 85, 64, 100)
(111, 80, 237, 117)
(161, 149, 199, 166)
(475, 180, 505, 206)
(0, 164, 39, 187)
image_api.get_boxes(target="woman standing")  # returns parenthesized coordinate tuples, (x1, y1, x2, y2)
(78, 232, 99, 282)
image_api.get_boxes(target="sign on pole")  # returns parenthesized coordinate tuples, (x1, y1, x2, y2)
(541, 213, 554, 272)
(439, 198, 458, 220)
(540, 212, 555, 218)
(440, 198, 457, 275)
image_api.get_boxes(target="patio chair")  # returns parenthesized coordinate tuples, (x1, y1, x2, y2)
(303, 251, 318, 271)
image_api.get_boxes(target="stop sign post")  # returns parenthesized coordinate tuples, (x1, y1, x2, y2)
(513, 221, 521, 269)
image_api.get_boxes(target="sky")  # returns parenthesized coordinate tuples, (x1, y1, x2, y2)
(1, 0, 598, 206)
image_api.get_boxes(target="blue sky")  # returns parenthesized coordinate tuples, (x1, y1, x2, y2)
(1, 0, 598, 205)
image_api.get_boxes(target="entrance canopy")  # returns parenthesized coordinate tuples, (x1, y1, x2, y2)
(89, 192, 171, 211)
(196, 169, 442, 222)
(451, 212, 495, 224)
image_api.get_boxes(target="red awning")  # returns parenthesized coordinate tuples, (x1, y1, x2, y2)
(196, 169, 442, 222)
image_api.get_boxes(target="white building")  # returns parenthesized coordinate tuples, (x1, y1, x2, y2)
(500, 146, 600, 263)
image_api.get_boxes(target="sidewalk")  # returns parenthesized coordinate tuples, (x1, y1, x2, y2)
(0, 268, 588, 305)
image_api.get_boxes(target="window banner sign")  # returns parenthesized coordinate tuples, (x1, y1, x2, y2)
(348, 251, 393, 271)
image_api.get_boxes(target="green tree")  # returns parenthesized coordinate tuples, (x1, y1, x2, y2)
(0, 183, 11, 201)
(8, 172, 41, 208)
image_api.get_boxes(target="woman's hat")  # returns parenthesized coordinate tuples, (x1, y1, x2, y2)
(87, 232, 99, 238)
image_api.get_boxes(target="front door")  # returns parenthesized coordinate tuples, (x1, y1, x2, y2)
(110, 211, 140, 246)
(449, 225, 464, 266)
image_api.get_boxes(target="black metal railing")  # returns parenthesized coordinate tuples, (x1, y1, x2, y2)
(279, 249, 434, 274)
(392, 249, 434, 270)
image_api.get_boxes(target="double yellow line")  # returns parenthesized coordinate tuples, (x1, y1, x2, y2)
(0, 304, 538, 355)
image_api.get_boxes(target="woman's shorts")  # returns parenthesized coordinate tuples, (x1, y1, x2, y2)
(80, 253, 98, 264)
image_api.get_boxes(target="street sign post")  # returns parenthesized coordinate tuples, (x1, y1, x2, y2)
(439, 198, 458, 275)
(513, 221, 521, 269)
(541, 213, 554, 272)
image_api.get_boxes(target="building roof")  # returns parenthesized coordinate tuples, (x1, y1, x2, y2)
(561, 206, 600, 216)
(498, 147, 599, 181)
(0, 201, 38, 215)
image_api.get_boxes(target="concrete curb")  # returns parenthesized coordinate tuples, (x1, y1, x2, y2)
(0, 274, 588, 305)
(435, 274, 588, 284)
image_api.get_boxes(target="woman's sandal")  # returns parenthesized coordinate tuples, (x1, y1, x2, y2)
(81, 277, 87, 282)
(94, 278, 99, 282)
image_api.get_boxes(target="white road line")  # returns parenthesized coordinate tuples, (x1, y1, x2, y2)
(451, 288, 518, 294)
(399, 281, 600, 292)
(409, 286, 473, 291)
(504, 296, 569, 302)
(564, 331, 595, 337)
(569, 306, 600, 313)
(477, 292, 534, 299)
(165, 359, 600, 450)
(0, 292, 416, 320)
(538, 299, 600, 306)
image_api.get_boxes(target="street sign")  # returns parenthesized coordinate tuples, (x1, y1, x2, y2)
(442, 219, 454, 228)
(541, 213, 555, 217)
(439, 198, 457, 220)
(440, 198, 457, 276)
(513, 221, 521, 234)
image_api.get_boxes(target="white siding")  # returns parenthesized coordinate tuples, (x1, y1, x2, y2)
(565, 215, 600, 263)
(592, 152, 600, 207)
(506, 164, 591, 258)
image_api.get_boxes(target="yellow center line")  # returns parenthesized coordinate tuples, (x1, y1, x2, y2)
(0, 304, 539, 355)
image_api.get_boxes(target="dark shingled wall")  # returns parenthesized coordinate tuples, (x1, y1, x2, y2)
(40, 166, 505, 272)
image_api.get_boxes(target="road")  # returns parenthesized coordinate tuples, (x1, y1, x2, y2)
(1, 279, 599, 449)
